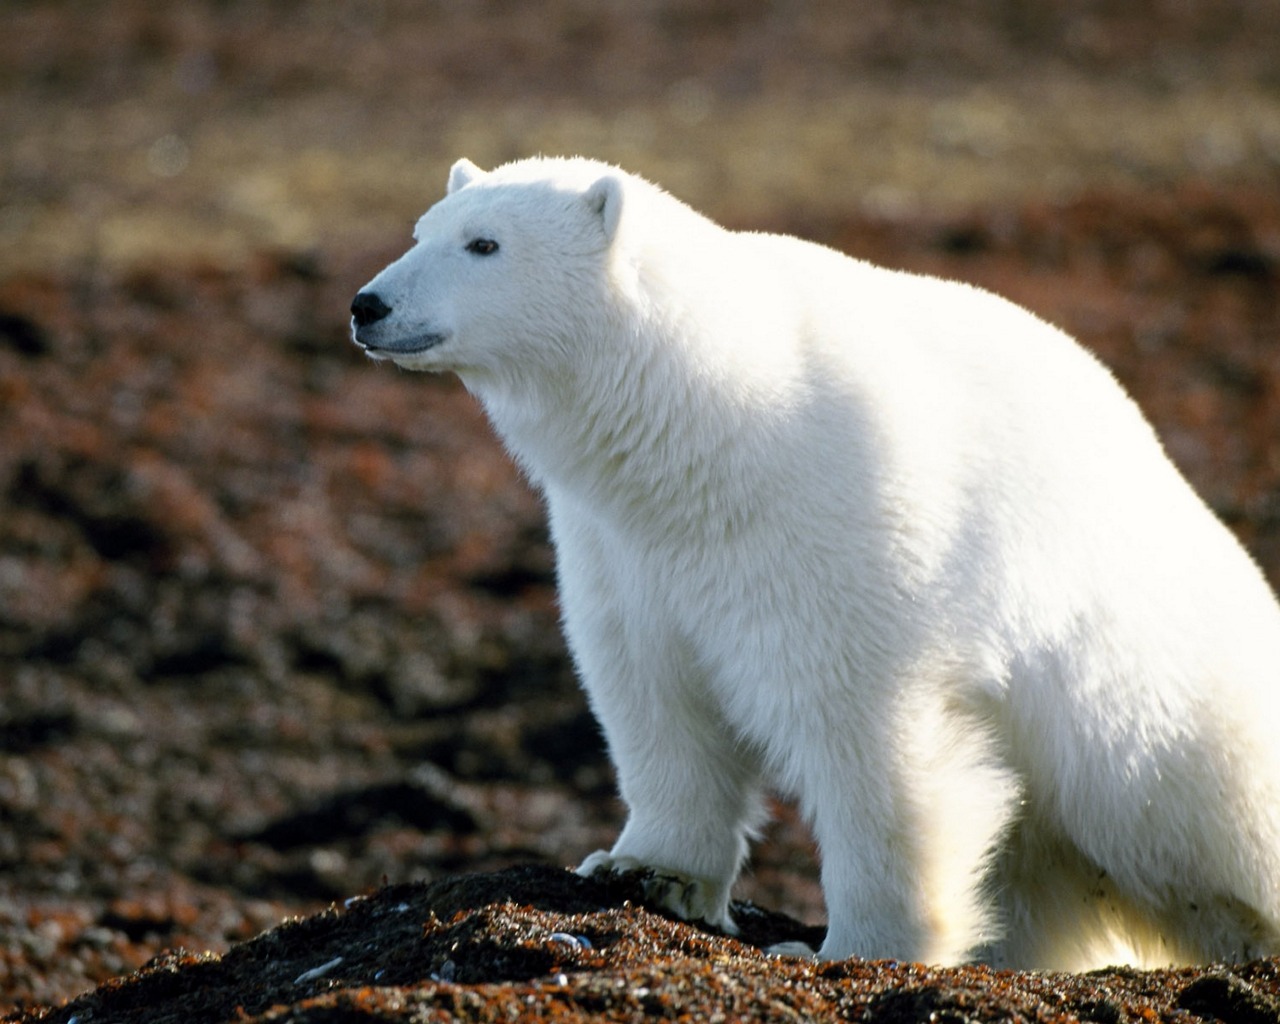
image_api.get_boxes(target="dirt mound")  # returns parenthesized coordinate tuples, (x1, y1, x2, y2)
(8, 865, 1280, 1023)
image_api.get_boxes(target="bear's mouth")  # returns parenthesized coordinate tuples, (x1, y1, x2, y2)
(352, 328, 450, 357)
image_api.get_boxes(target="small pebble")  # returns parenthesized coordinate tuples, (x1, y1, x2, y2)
(549, 931, 588, 950)
(294, 956, 343, 984)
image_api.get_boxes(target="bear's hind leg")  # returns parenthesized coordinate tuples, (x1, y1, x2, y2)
(998, 823, 1280, 969)
(990, 816, 1155, 970)
(1016, 708, 1280, 968)
(1128, 744, 1280, 964)
(1150, 892, 1280, 966)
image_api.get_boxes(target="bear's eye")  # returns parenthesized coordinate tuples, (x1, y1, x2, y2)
(466, 238, 500, 256)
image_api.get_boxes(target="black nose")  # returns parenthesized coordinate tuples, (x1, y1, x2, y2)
(351, 291, 392, 327)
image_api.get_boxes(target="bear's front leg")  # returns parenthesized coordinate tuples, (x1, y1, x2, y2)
(554, 514, 766, 935)
(574, 689, 766, 935)
(759, 765, 943, 961)
(784, 695, 1014, 965)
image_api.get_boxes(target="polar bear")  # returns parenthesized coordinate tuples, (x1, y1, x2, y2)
(350, 156, 1280, 970)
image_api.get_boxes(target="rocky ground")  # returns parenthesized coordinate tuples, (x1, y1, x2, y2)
(2, 1, 1280, 1020)
(13, 864, 1280, 1024)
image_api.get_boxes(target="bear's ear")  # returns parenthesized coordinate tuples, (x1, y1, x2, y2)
(584, 174, 624, 244)
(447, 158, 486, 194)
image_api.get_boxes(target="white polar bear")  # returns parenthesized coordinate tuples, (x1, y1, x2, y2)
(351, 156, 1280, 970)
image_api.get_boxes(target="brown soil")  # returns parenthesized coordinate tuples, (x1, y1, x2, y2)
(2, 2, 1279, 1020)
(13, 864, 1280, 1024)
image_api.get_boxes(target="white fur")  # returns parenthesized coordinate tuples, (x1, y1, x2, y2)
(352, 156, 1280, 970)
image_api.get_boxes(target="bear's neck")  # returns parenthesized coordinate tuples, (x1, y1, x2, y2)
(470, 318, 793, 541)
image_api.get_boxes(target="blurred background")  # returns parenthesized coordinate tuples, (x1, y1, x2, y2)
(5, 0, 1280, 271)
(1, 0, 1279, 1010)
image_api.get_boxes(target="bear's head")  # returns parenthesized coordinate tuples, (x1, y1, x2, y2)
(350, 157, 626, 383)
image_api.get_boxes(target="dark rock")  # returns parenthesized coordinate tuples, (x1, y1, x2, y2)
(1178, 972, 1280, 1024)
(0, 312, 49, 357)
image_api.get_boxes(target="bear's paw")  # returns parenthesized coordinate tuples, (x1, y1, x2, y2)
(577, 850, 738, 936)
